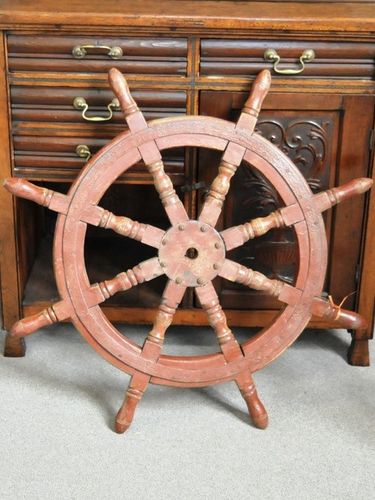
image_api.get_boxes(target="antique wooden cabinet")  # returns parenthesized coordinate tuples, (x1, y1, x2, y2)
(0, 1, 374, 365)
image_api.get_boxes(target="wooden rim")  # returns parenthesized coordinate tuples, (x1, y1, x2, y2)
(54, 116, 327, 387)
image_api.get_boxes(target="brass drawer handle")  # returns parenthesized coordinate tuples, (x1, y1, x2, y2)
(264, 49, 315, 75)
(72, 44, 123, 59)
(75, 144, 92, 161)
(73, 96, 120, 122)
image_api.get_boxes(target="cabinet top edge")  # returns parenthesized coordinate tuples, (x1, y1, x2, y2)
(0, 1, 375, 33)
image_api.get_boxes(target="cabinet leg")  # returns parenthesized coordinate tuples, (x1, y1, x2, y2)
(3, 333, 26, 357)
(347, 331, 370, 366)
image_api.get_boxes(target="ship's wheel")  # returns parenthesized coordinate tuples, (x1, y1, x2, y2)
(4, 68, 372, 434)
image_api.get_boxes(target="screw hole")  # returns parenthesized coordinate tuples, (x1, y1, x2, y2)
(185, 247, 199, 259)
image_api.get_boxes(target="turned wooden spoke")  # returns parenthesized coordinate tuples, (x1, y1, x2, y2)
(311, 296, 367, 330)
(198, 152, 242, 227)
(219, 259, 367, 330)
(3, 179, 165, 248)
(195, 282, 268, 428)
(108, 67, 147, 131)
(3, 178, 69, 214)
(10, 300, 73, 337)
(313, 177, 373, 212)
(81, 204, 164, 248)
(116, 280, 186, 433)
(143, 280, 186, 351)
(86, 257, 164, 307)
(219, 259, 303, 306)
(109, 68, 188, 225)
(237, 69, 272, 133)
(195, 282, 242, 359)
(115, 372, 150, 434)
(146, 160, 189, 225)
(10, 258, 163, 338)
(222, 177, 373, 251)
(235, 371, 269, 430)
(221, 207, 292, 252)
(199, 70, 271, 227)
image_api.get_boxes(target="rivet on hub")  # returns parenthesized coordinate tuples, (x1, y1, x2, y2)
(214, 242, 220, 249)
(213, 263, 219, 270)
(197, 278, 205, 285)
(175, 277, 182, 284)
(200, 225, 207, 232)
(160, 262, 166, 268)
(178, 224, 185, 231)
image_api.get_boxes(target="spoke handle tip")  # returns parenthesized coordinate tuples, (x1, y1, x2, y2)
(312, 297, 367, 330)
(315, 177, 373, 213)
(339, 309, 367, 330)
(333, 177, 372, 201)
(108, 67, 138, 117)
(10, 309, 57, 337)
(3, 177, 52, 206)
(243, 69, 272, 116)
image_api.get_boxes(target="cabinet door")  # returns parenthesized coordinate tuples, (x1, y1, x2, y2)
(198, 92, 374, 311)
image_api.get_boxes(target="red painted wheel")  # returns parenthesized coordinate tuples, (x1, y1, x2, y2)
(4, 69, 371, 434)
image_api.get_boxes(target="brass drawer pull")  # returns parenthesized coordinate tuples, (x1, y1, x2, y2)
(75, 144, 92, 161)
(72, 44, 123, 59)
(73, 96, 120, 122)
(264, 48, 315, 75)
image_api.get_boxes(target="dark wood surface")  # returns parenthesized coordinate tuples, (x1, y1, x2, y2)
(0, 1, 374, 367)
(1, 1, 375, 32)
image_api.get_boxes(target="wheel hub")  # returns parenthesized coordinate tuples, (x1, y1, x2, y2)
(158, 220, 225, 286)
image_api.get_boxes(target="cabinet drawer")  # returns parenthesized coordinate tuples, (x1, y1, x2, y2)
(12, 134, 185, 182)
(7, 35, 187, 75)
(10, 86, 187, 182)
(10, 86, 186, 125)
(200, 39, 375, 78)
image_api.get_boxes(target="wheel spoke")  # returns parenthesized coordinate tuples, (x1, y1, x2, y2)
(219, 259, 367, 330)
(312, 296, 367, 330)
(3, 178, 69, 214)
(9, 300, 72, 337)
(108, 68, 188, 225)
(115, 372, 150, 434)
(109, 67, 148, 131)
(235, 371, 269, 429)
(198, 152, 242, 227)
(147, 160, 189, 225)
(85, 257, 164, 308)
(195, 282, 268, 428)
(115, 279, 186, 434)
(143, 280, 186, 352)
(236, 69, 272, 133)
(198, 70, 271, 228)
(221, 203, 304, 251)
(195, 282, 243, 359)
(314, 177, 372, 213)
(9, 258, 165, 338)
(219, 259, 303, 306)
(221, 178, 373, 252)
(80, 204, 164, 249)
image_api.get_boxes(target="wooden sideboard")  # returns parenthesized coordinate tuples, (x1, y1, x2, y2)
(0, 1, 374, 365)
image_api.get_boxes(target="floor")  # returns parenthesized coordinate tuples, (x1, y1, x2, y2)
(1, 324, 374, 500)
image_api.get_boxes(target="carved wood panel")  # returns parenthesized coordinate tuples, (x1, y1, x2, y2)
(230, 116, 332, 284)
(199, 92, 339, 309)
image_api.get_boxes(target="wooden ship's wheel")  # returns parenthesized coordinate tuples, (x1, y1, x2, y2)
(4, 69, 372, 434)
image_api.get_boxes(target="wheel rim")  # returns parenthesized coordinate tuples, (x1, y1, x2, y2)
(54, 116, 327, 387)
